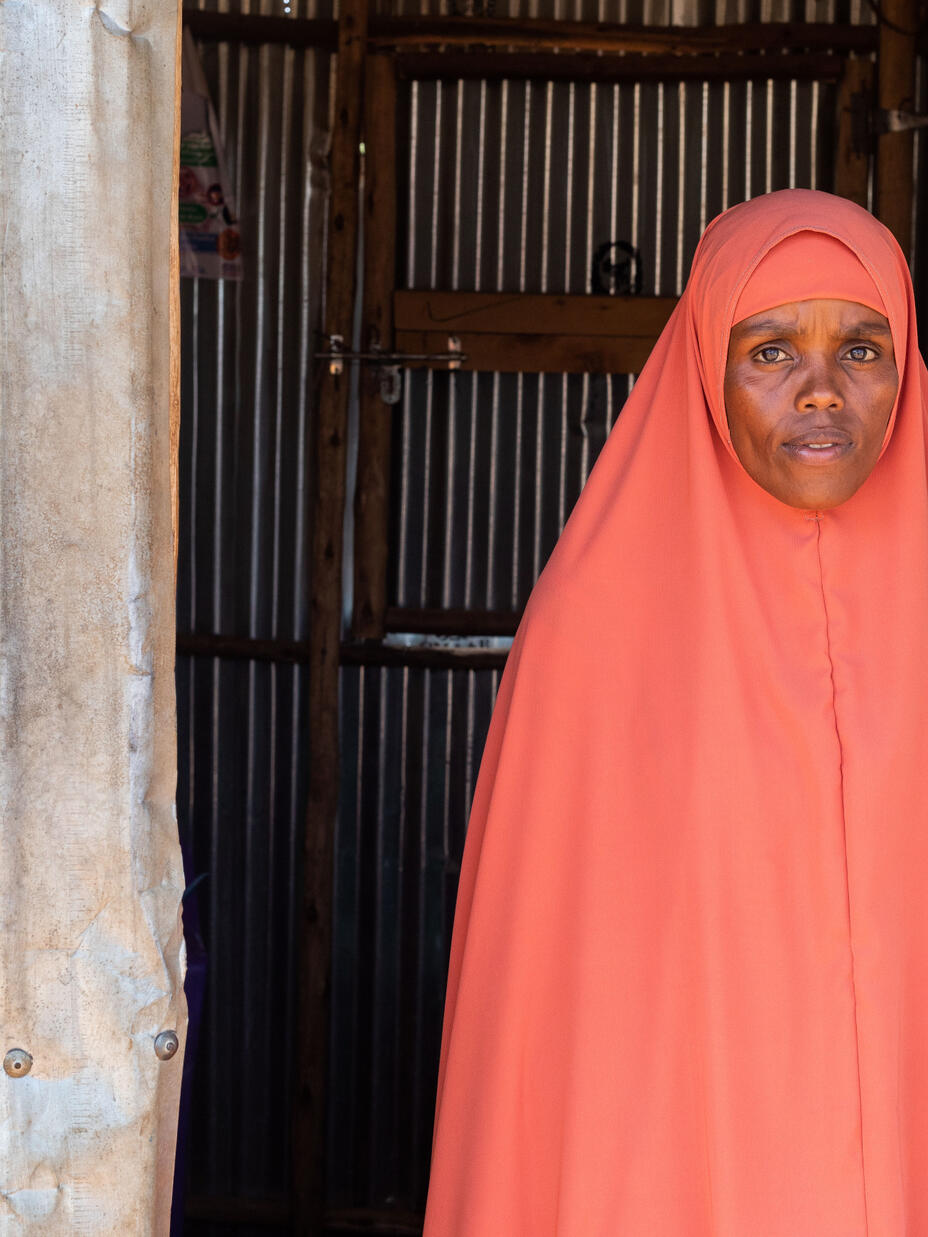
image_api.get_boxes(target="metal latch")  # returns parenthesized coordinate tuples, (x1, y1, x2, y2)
(316, 333, 464, 404)
(846, 94, 928, 157)
(875, 108, 928, 134)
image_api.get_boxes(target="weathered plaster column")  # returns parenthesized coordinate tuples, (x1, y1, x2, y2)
(0, 0, 186, 1231)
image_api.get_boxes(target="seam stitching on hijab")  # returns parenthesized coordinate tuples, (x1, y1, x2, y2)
(815, 517, 871, 1234)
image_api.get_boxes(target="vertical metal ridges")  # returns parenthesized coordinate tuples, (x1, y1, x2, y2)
(176, 7, 331, 1208)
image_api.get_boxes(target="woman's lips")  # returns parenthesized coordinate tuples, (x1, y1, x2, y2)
(782, 428, 853, 465)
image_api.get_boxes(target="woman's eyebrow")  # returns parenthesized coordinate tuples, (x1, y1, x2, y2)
(732, 318, 798, 336)
(733, 317, 893, 338)
(843, 319, 893, 334)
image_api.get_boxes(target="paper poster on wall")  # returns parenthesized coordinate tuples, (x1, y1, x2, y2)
(179, 30, 243, 280)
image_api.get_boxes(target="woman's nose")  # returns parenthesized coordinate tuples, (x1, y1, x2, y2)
(795, 356, 844, 412)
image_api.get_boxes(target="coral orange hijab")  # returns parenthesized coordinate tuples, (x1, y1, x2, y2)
(423, 190, 928, 1235)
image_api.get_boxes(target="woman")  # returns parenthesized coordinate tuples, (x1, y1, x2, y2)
(422, 190, 928, 1234)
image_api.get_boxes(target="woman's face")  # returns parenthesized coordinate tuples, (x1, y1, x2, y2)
(724, 298, 898, 509)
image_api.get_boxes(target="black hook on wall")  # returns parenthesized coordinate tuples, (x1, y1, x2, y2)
(592, 240, 643, 296)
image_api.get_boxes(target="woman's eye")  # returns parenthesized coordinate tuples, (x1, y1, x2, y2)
(846, 344, 876, 362)
(756, 346, 787, 363)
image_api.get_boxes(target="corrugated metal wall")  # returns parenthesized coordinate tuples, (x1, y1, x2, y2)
(175, 6, 332, 1222)
(176, 1, 902, 1230)
(331, 664, 501, 1213)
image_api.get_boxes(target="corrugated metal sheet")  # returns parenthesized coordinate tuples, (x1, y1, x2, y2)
(176, 657, 311, 1200)
(175, 14, 331, 1214)
(392, 371, 632, 610)
(331, 665, 500, 1210)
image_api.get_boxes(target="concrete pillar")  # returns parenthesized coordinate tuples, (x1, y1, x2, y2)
(0, 0, 186, 1231)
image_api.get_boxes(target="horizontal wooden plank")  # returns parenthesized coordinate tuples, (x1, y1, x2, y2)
(385, 606, 521, 636)
(341, 643, 510, 671)
(394, 291, 677, 337)
(394, 291, 675, 372)
(396, 49, 848, 84)
(176, 630, 511, 670)
(395, 330, 655, 373)
(183, 8, 337, 47)
(369, 17, 877, 55)
(177, 632, 312, 664)
(182, 11, 881, 60)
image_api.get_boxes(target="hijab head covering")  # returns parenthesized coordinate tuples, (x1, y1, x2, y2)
(732, 230, 887, 322)
(423, 190, 928, 1236)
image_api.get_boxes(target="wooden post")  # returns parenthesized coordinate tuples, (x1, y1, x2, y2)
(353, 53, 397, 640)
(876, 0, 917, 259)
(0, 0, 186, 1225)
(834, 55, 873, 209)
(294, 1, 368, 1232)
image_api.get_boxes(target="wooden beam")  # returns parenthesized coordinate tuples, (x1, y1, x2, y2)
(353, 54, 397, 641)
(394, 291, 677, 374)
(341, 642, 510, 672)
(175, 631, 510, 672)
(876, 0, 917, 258)
(368, 17, 877, 55)
(834, 54, 873, 208)
(294, 0, 368, 1232)
(394, 331, 656, 373)
(384, 606, 521, 637)
(177, 632, 312, 664)
(395, 290, 677, 337)
(395, 50, 847, 84)
(183, 8, 337, 48)
(181, 10, 878, 59)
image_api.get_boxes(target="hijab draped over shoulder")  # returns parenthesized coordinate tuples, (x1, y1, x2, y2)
(422, 190, 928, 1236)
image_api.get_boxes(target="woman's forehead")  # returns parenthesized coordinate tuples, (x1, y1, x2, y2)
(731, 300, 893, 338)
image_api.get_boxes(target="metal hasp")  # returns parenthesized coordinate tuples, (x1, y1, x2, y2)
(154, 1030, 180, 1061)
(325, 334, 345, 376)
(3, 1048, 32, 1078)
(876, 108, 928, 134)
(316, 332, 465, 404)
(836, 93, 928, 157)
(315, 336, 466, 367)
